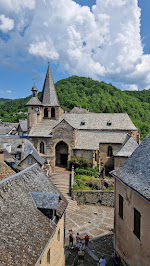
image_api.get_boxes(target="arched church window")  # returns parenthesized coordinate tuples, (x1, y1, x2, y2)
(107, 146, 112, 157)
(40, 142, 45, 154)
(51, 108, 55, 118)
(44, 108, 48, 118)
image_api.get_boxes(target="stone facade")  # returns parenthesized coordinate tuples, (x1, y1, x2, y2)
(72, 190, 114, 207)
(37, 214, 65, 266)
(18, 154, 43, 170)
(114, 156, 127, 170)
(114, 179, 150, 266)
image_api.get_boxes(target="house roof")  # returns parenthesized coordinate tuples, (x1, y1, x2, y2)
(3, 149, 15, 163)
(0, 136, 34, 156)
(31, 192, 60, 209)
(0, 164, 68, 265)
(62, 113, 137, 131)
(29, 119, 59, 137)
(18, 120, 28, 132)
(70, 106, 90, 114)
(19, 148, 45, 166)
(29, 113, 137, 138)
(111, 133, 150, 201)
(40, 65, 60, 107)
(75, 131, 127, 150)
(0, 161, 16, 181)
(26, 96, 42, 106)
(113, 135, 138, 157)
(0, 126, 12, 135)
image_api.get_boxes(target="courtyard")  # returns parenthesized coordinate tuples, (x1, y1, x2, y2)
(65, 204, 114, 243)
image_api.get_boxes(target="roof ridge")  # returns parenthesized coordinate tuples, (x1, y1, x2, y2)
(0, 163, 37, 185)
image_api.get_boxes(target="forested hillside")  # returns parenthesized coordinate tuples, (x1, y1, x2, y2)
(0, 76, 150, 139)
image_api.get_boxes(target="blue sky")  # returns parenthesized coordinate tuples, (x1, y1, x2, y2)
(0, 0, 150, 99)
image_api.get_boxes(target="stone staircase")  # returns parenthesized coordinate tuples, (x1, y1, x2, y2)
(50, 169, 79, 211)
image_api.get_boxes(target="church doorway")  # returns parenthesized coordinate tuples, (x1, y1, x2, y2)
(55, 141, 68, 167)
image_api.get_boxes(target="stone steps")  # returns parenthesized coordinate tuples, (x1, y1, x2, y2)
(49, 170, 79, 211)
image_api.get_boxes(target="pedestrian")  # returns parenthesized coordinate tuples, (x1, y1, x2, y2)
(76, 232, 80, 248)
(99, 255, 106, 266)
(114, 254, 121, 265)
(85, 233, 90, 247)
(69, 230, 73, 249)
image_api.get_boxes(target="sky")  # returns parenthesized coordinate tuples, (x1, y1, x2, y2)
(0, 0, 150, 99)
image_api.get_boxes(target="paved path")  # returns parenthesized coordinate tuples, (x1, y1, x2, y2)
(66, 205, 114, 244)
(50, 169, 114, 244)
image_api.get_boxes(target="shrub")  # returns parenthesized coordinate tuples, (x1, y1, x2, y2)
(70, 156, 92, 169)
(74, 167, 97, 176)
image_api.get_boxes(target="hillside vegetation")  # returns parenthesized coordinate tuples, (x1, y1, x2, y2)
(0, 76, 150, 139)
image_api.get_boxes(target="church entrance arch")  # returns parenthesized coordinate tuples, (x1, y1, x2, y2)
(55, 141, 68, 167)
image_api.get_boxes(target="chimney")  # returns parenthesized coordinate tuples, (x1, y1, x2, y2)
(0, 150, 4, 163)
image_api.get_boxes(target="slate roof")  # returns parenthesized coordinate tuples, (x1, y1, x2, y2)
(19, 148, 45, 166)
(40, 65, 60, 106)
(3, 149, 15, 163)
(62, 113, 137, 130)
(0, 127, 12, 134)
(70, 106, 90, 114)
(0, 164, 68, 265)
(0, 161, 16, 182)
(31, 192, 60, 209)
(19, 120, 28, 132)
(29, 119, 59, 137)
(75, 131, 127, 150)
(111, 133, 150, 201)
(113, 135, 138, 157)
(29, 113, 137, 138)
(26, 96, 42, 106)
(0, 136, 33, 154)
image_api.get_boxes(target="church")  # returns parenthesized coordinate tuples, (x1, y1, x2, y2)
(26, 65, 139, 173)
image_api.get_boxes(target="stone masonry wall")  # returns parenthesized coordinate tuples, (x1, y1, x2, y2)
(72, 190, 114, 207)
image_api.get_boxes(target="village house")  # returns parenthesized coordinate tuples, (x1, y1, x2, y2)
(0, 136, 45, 170)
(0, 163, 68, 266)
(111, 133, 150, 266)
(27, 65, 139, 173)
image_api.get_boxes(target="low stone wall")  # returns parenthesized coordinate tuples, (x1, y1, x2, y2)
(72, 190, 114, 207)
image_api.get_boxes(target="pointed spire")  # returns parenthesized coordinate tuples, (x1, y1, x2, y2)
(40, 64, 60, 106)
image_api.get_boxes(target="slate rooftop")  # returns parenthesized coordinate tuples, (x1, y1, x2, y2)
(113, 135, 138, 157)
(111, 133, 150, 201)
(29, 113, 137, 138)
(0, 164, 67, 265)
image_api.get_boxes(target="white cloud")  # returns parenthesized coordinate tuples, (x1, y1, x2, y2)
(29, 41, 59, 60)
(0, 0, 150, 90)
(6, 90, 12, 93)
(0, 14, 14, 33)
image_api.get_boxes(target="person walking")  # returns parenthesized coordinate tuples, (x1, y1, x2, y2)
(76, 232, 80, 248)
(99, 255, 106, 266)
(69, 230, 74, 249)
(85, 233, 90, 247)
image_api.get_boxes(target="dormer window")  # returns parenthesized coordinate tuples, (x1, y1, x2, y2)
(107, 121, 112, 126)
(30, 192, 60, 221)
(80, 121, 85, 125)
